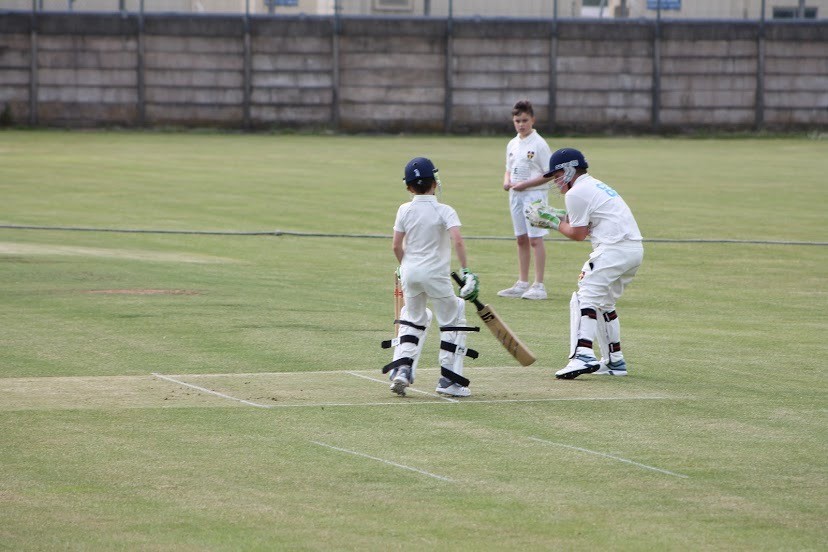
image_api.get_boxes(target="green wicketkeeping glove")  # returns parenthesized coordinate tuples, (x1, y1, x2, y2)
(525, 199, 566, 230)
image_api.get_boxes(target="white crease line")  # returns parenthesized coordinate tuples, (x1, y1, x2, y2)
(160, 366, 528, 378)
(152, 373, 271, 409)
(346, 371, 459, 402)
(528, 436, 689, 479)
(255, 396, 676, 408)
(457, 396, 675, 404)
(310, 440, 453, 482)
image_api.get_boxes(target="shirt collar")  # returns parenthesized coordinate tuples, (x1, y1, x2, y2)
(412, 195, 437, 202)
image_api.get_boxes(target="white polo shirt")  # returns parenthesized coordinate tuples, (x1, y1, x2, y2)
(394, 195, 461, 279)
(505, 129, 552, 191)
(565, 174, 643, 249)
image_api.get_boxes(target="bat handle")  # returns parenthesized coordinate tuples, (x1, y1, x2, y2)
(451, 271, 485, 310)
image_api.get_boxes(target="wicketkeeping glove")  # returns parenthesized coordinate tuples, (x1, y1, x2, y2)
(525, 199, 567, 230)
(459, 268, 479, 303)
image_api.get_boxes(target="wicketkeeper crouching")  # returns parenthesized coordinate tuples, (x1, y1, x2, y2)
(525, 147, 644, 379)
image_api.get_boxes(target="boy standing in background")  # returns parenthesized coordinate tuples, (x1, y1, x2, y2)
(498, 100, 554, 300)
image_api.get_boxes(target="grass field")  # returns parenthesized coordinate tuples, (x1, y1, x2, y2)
(1, 130, 826, 550)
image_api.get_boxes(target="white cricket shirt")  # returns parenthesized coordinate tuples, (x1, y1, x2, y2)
(505, 129, 552, 191)
(565, 174, 643, 248)
(393, 195, 461, 276)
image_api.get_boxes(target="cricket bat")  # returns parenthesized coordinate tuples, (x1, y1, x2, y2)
(451, 272, 536, 366)
(394, 272, 405, 337)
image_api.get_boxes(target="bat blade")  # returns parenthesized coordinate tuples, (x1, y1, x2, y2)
(451, 272, 536, 366)
(476, 302, 537, 366)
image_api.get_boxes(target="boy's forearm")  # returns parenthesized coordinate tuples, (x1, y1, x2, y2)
(452, 232, 469, 268)
(513, 176, 552, 191)
(455, 241, 468, 269)
(557, 221, 589, 242)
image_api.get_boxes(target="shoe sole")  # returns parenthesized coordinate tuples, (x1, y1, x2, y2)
(594, 370, 627, 376)
(497, 292, 526, 298)
(555, 363, 600, 380)
(521, 295, 547, 300)
(390, 379, 409, 396)
(436, 387, 471, 397)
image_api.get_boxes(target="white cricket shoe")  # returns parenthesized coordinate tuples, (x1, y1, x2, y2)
(521, 283, 547, 300)
(390, 366, 411, 396)
(594, 358, 628, 376)
(555, 353, 601, 380)
(497, 280, 530, 298)
(435, 377, 471, 397)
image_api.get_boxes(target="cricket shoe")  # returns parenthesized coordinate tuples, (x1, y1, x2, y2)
(555, 353, 601, 380)
(497, 280, 530, 298)
(521, 283, 547, 300)
(390, 366, 412, 396)
(435, 377, 470, 397)
(594, 358, 628, 376)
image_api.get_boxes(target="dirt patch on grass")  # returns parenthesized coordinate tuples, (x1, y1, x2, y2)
(0, 242, 237, 264)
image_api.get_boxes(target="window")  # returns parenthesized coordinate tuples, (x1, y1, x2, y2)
(772, 7, 817, 18)
(264, 0, 299, 7)
(373, 0, 414, 12)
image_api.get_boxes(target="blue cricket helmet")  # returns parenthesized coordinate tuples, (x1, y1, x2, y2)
(543, 148, 588, 178)
(403, 157, 438, 184)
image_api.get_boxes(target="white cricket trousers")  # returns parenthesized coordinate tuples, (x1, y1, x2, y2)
(577, 242, 644, 311)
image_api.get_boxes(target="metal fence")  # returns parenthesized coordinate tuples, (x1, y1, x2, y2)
(5, 0, 827, 20)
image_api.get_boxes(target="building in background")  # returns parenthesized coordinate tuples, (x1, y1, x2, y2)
(4, 0, 824, 18)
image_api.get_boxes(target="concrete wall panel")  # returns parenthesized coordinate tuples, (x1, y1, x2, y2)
(1, 14, 825, 131)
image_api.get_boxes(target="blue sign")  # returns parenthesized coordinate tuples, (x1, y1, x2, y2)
(647, 0, 680, 9)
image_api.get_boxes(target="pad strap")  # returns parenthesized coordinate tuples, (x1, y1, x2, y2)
(395, 319, 427, 331)
(440, 366, 470, 387)
(439, 340, 479, 359)
(382, 357, 413, 374)
(439, 325, 480, 332)
(380, 334, 419, 349)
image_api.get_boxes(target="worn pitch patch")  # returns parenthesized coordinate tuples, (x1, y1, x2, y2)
(84, 289, 201, 295)
(0, 368, 681, 412)
(0, 242, 235, 264)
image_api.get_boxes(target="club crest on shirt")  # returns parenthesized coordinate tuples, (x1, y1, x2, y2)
(527, 151, 535, 159)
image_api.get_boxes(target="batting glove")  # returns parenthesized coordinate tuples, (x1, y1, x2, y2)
(460, 268, 479, 303)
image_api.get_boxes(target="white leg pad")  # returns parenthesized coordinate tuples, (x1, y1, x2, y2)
(569, 291, 580, 359)
(438, 296, 477, 388)
(382, 306, 431, 384)
(410, 308, 432, 382)
(439, 296, 468, 376)
(595, 310, 610, 365)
